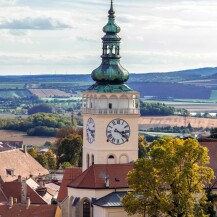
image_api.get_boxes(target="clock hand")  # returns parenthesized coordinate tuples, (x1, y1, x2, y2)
(114, 129, 128, 140)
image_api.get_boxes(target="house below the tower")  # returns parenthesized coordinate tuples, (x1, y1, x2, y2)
(58, 164, 138, 217)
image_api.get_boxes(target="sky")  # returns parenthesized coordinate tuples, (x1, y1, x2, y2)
(0, 0, 217, 75)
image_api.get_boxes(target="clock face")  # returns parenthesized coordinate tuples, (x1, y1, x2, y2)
(106, 119, 130, 145)
(86, 118, 95, 144)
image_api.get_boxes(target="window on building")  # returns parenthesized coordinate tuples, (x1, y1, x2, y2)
(91, 155, 94, 165)
(83, 199, 90, 217)
(87, 154, 90, 168)
(108, 155, 114, 159)
(108, 155, 115, 164)
(109, 103, 112, 109)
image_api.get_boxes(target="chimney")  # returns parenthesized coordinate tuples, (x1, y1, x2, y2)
(105, 176, 110, 188)
(13, 198, 17, 204)
(26, 197, 30, 209)
(18, 175, 22, 183)
(9, 196, 13, 208)
(38, 177, 44, 187)
(24, 145, 27, 154)
(21, 179, 27, 204)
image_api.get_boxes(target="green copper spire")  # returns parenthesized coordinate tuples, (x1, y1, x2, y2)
(91, 0, 129, 85)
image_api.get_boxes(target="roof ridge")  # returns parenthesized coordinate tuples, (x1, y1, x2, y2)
(0, 149, 20, 154)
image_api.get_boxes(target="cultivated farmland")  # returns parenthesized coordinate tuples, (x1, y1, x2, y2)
(29, 89, 75, 98)
(0, 130, 56, 146)
(139, 116, 217, 130)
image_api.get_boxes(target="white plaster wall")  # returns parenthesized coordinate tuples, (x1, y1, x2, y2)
(94, 205, 106, 217)
(98, 96, 108, 109)
(93, 206, 139, 217)
(83, 114, 139, 171)
(67, 188, 130, 202)
(108, 96, 118, 109)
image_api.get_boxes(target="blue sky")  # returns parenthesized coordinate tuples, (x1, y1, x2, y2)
(0, 0, 217, 75)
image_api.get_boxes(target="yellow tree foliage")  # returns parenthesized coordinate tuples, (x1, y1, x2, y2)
(122, 137, 214, 217)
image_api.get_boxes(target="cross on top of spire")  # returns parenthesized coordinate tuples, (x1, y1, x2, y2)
(108, 0, 115, 18)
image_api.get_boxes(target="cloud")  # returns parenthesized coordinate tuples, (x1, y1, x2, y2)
(0, 17, 72, 30)
(0, 0, 16, 6)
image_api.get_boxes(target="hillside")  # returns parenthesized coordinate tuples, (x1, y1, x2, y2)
(0, 67, 217, 83)
(0, 66, 217, 100)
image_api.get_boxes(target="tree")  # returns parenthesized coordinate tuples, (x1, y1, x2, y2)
(122, 137, 214, 217)
(140, 101, 176, 116)
(45, 150, 57, 169)
(61, 162, 73, 169)
(58, 134, 83, 167)
(36, 154, 48, 168)
(28, 104, 54, 115)
(28, 147, 57, 169)
(138, 135, 148, 158)
(28, 147, 38, 159)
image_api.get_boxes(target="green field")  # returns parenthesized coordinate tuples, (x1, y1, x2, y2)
(0, 90, 32, 98)
(210, 90, 217, 100)
(141, 99, 217, 113)
(0, 83, 25, 89)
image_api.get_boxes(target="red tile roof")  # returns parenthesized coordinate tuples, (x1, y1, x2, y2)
(0, 189, 7, 205)
(0, 149, 49, 183)
(200, 142, 217, 177)
(57, 168, 82, 202)
(2, 180, 47, 204)
(0, 204, 57, 217)
(68, 164, 133, 189)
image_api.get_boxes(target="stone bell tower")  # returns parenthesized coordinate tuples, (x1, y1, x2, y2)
(82, 0, 140, 171)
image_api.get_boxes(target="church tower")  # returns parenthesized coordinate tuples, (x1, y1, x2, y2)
(82, 0, 140, 171)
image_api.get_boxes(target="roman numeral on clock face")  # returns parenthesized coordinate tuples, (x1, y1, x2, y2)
(106, 119, 130, 145)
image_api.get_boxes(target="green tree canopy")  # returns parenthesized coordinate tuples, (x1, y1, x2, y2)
(28, 104, 54, 115)
(58, 134, 83, 167)
(28, 148, 57, 169)
(1, 113, 72, 136)
(122, 137, 214, 217)
(140, 101, 175, 116)
(138, 135, 148, 158)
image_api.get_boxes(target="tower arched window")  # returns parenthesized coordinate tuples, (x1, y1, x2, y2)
(108, 155, 114, 159)
(108, 155, 115, 164)
(83, 199, 90, 217)
(87, 154, 90, 168)
(91, 155, 94, 165)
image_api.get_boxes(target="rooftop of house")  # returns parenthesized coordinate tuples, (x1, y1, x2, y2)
(0, 204, 57, 217)
(0, 149, 49, 183)
(68, 164, 133, 189)
(0, 141, 23, 152)
(0, 189, 7, 205)
(200, 141, 217, 179)
(93, 191, 127, 207)
(44, 183, 60, 198)
(57, 167, 82, 203)
(1, 178, 51, 205)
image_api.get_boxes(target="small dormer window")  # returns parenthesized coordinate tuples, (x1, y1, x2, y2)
(6, 169, 15, 176)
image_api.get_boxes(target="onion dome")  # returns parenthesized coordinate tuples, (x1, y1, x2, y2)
(91, 0, 129, 85)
